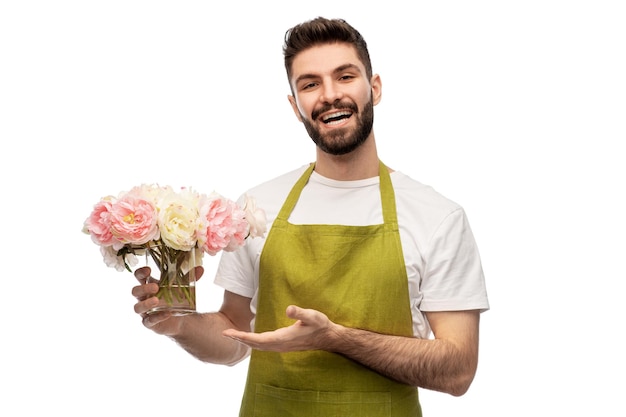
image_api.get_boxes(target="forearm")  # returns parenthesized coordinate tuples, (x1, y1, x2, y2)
(324, 324, 477, 396)
(171, 311, 250, 366)
(220, 307, 480, 395)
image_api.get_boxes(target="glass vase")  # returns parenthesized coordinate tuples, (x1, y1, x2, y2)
(145, 246, 201, 316)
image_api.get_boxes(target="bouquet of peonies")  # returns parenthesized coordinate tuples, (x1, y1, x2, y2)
(83, 183, 266, 314)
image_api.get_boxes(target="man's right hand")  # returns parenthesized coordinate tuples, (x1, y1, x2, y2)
(131, 266, 204, 336)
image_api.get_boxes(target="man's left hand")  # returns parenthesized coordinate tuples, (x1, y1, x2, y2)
(222, 305, 335, 352)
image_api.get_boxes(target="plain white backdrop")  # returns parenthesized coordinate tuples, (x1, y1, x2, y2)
(1, 1, 624, 416)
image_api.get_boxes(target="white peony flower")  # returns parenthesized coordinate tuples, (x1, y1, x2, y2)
(243, 194, 267, 238)
(157, 187, 200, 251)
(101, 245, 138, 272)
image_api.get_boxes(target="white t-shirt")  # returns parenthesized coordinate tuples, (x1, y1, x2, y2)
(215, 165, 489, 339)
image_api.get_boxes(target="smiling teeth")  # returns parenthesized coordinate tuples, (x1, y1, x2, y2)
(322, 111, 351, 122)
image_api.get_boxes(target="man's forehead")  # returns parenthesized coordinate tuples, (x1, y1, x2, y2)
(291, 43, 364, 77)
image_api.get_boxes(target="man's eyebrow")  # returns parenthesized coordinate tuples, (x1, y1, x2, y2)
(294, 63, 363, 85)
(334, 63, 362, 75)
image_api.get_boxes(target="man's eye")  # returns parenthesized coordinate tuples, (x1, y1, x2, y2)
(302, 82, 317, 90)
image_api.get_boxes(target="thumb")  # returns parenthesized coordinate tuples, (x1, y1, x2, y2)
(194, 266, 205, 281)
(285, 305, 301, 319)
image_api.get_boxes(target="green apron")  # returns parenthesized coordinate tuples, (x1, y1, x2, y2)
(239, 161, 422, 417)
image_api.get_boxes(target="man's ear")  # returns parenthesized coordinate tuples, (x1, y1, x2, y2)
(288, 95, 304, 122)
(371, 74, 382, 106)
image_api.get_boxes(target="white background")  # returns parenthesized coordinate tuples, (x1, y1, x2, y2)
(1, 1, 624, 416)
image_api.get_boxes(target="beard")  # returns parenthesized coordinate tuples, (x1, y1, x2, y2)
(301, 98, 374, 156)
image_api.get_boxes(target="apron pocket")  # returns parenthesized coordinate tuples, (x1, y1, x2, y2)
(252, 383, 391, 417)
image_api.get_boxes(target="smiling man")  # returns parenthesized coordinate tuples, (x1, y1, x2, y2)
(133, 17, 489, 416)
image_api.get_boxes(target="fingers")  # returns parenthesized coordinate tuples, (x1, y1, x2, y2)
(131, 268, 179, 334)
(194, 266, 205, 280)
(132, 280, 159, 321)
(136, 266, 203, 284)
(222, 329, 266, 350)
(131, 281, 159, 301)
(222, 328, 244, 340)
(134, 295, 156, 315)
(134, 266, 151, 284)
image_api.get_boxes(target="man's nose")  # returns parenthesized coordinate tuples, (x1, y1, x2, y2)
(320, 81, 343, 104)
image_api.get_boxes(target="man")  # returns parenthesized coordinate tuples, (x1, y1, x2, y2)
(133, 17, 489, 416)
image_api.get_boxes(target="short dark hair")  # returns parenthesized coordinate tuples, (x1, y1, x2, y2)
(283, 17, 373, 90)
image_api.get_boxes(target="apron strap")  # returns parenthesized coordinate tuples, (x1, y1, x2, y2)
(275, 163, 315, 221)
(378, 160, 399, 230)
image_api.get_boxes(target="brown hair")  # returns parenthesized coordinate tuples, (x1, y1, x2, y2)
(283, 17, 373, 89)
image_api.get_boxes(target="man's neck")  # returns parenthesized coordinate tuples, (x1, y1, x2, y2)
(313, 137, 381, 180)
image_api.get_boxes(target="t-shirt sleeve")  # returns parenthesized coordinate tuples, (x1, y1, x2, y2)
(419, 207, 489, 312)
(214, 244, 257, 298)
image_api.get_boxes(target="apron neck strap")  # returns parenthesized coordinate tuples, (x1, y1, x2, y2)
(378, 160, 398, 227)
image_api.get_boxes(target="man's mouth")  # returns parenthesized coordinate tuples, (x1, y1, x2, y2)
(321, 111, 353, 125)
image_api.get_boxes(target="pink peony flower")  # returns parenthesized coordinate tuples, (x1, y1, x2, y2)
(224, 203, 249, 252)
(197, 193, 245, 256)
(83, 196, 116, 246)
(109, 194, 159, 246)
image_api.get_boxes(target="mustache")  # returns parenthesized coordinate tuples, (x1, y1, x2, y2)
(311, 101, 358, 120)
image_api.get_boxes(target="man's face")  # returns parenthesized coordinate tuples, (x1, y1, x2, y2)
(288, 43, 381, 155)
